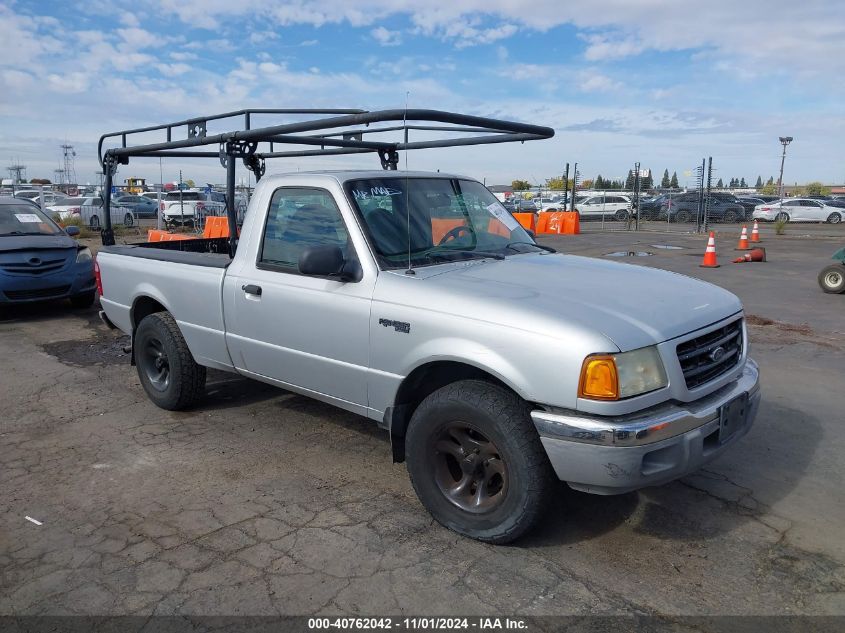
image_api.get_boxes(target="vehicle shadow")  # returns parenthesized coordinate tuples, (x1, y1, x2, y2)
(0, 299, 101, 324)
(521, 401, 821, 546)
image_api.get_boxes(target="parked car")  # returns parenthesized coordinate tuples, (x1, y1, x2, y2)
(501, 199, 517, 213)
(14, 190, 68, 207)
(162, 189, 227, 227)
(823, 199, 845, 209)
(114, 194, 159, 218)
(575, 194, 631, 220)
(0, 197, 96, 307)
(659, 193, 745, 223)
(511, 198, 539, 213)
(45, 196, 135, 228)
(638, 194, 671, 220)
(754, 195, 780, 203)
(752, 199, 842, 224)
(536, 197, 565, 212)
(97, 168, 760, 544)
(737, 197, 766, 219)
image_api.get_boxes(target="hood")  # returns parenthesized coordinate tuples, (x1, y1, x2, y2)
(392, 252, 742, 351)
(0, 234, 77, 253)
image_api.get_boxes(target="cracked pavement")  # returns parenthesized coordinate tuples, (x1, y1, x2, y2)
(2, 232, 845, 617)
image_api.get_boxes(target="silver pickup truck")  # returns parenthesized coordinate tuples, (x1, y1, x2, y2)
(97, 170, 760, 543)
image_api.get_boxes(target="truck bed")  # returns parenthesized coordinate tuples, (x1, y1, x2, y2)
(97, 241, 234, 371)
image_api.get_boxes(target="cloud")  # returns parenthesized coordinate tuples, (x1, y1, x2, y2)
(581, 34, 646, 61)
(249, 30, 280, 44)
(371, 26, 402, 46)
(578, 73, 623, 93)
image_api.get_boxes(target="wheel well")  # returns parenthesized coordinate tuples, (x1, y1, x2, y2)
(132, 296, 167, 332)
(387, 361, 512, 463)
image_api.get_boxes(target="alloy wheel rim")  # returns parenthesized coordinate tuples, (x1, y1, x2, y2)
(825, 271, 842, 288)
(432, 422, 507, 514)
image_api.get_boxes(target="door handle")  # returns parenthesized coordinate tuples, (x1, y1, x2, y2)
(242, 284, 262, 296)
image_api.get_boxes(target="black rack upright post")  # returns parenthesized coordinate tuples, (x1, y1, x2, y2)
(225, 147, 237, 256)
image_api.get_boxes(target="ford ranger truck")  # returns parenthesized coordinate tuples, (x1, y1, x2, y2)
(96, 171, 760, 544)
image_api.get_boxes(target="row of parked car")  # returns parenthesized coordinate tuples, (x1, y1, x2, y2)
(504, 191, 845, 224)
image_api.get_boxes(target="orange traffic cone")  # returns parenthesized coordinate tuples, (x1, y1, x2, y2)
(700, 232, 720, 268)
(751, 220, 761, 243)
(732, 247, 767, 263)
(736, 226, 750, 250)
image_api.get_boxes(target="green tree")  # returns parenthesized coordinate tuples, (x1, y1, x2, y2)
(670, 171, 679, 188)
(760, 181, 778, 195)
(661, 169, 670, 188)
(802, 181, 831, 196)
(511, 179, 531, 191)
(625, 170, 635, 190)
(185, 179, 196, 188)
(594, 175, 604, 189)
(717, 178, 724, 188)
(740, 177, 747, 188)
(766, 176, 774, 185)
(641, 169, 654, 190)
(755, 175, 762, 188)
(581, 178, 594, 190)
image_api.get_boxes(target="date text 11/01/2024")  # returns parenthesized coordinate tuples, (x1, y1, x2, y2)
(307, 617, 528, 630)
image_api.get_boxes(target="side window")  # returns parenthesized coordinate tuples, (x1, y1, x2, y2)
(259, 188, 349, 272)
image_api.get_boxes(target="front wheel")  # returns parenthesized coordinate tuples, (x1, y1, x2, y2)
(818, 265, 845, 294)
(134, 312, 206, 410)
(405, 380, 556, 544)
(614, 209, 628, 221)
(124, 213, 134, 227)
(721, 210, 738, 223)
(826, 212, 842, 224)
(89, 215, 100, 229)
(775, 212, 789, 222)
(675, 210, 692, 223)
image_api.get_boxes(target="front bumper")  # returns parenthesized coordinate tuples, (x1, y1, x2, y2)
(0, 264, 96, 304)
(531, 359, 760, 495)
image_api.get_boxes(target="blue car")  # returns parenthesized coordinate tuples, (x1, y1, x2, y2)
(0, 197, 97, 307)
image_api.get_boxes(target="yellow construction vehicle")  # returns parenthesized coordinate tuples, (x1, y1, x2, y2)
(124, 177, 146, 194)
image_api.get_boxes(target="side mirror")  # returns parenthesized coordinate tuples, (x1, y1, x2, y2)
(298, 245, 362, 282)
(65, 226, 81, 237)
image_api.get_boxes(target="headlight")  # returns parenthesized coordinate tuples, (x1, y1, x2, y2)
(579, 346, 668, 400)
(76, 247, 92, 263)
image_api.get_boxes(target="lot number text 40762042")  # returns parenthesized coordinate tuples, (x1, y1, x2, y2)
(307, 617, 529, 630)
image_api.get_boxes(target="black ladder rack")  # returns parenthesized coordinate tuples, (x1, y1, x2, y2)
(97, 108, 554, 253)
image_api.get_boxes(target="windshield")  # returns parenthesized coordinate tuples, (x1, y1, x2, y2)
(345, 177, 541, 269)
(0, 204, 63, 236)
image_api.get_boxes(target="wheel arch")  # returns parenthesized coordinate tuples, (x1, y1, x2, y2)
(129, 294, 170, 365)
(385, 360, 524, 463)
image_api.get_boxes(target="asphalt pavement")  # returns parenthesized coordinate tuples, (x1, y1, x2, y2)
(1, 231, 843, 619)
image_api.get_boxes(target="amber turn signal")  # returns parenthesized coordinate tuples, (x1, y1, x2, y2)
(578, 355, 619, 400)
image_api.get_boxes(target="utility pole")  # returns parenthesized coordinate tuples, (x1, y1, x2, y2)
(777, 136, 793, 200)
(562, 163, 569, 209)
(570, 163, 578, 212)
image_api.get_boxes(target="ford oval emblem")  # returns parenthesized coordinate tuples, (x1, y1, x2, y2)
(709, 346, 726, 362)
(28, 257, 42, 266)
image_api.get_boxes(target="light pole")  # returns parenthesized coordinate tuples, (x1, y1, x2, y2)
(777, 136, 793, 200)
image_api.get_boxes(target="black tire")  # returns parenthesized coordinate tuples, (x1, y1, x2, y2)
(70, 291, 96, 309)
(826, 212, 842, 224)
(134, 312, 206, 410)
(775, 212, 789, 222)
(90, 215, 100, 229)
(675, 209, 692, 223)
(124, 213, 134, 227)
(614, 209, 628, 221)
(721, 210, 738, 223)
(405, 380, 556, 544)
(818, 265, 845, 294)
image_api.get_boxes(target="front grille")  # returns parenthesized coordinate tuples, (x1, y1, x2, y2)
(0, 257, 67, 275)
(4, 285, 71, 301)
(676, 318, 743, 389)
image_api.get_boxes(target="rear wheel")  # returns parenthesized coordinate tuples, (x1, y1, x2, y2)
(826, 212, 842, 224)
(124, 213, 134, 227)
(721, 210, 738, 223)
(89, 215, 100, 229)
(675, 209, 692, 223)
(818, 265, 845, 294)
(134, 312, 206, 410)
(405, 380, 556, 544)
(775, 212, 789, 222)
(614, 209, 628, 221)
